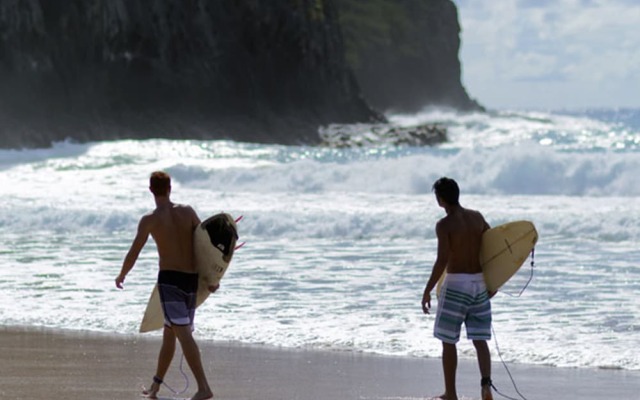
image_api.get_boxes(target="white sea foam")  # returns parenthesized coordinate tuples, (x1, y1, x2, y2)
(0, 108, 639, 371)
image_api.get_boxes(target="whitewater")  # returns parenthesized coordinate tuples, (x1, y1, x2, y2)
(0, 108, 638, 371)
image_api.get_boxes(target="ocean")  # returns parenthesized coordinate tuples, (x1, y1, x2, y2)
(0, 108, 638, 372)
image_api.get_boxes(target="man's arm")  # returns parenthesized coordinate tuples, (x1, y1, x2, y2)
(476, 213, 497, 297)
(115, 216, 151, 289)
(422, 221, 449, 314)
(483, 216, 491, 232)
(190, 206, 201, 230)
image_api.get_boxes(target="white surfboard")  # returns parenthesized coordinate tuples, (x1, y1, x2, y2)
(436, 220, 538, 296)
(139, 213, 239, 333)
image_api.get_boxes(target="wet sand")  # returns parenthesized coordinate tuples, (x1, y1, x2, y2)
(1, 326, 638, 399)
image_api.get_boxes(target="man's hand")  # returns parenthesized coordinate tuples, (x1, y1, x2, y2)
(115, 273, 126, 289)
(208, 283, 220, 294)
(421, 290, 431, 314)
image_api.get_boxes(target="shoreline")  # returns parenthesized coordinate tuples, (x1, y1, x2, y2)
(1, 325, 639, 399)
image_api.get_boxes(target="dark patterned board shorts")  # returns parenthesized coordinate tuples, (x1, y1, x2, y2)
(157, 270, 198, 329)
(434, 273, 492, 344)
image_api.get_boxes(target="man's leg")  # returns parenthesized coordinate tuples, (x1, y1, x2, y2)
(145, 326, 177, 398)
(473, 340, 493, 400)
(172, 325, 213, 400)
(441, 342, 458, 400)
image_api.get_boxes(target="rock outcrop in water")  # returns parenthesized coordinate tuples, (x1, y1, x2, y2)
(0, 0, 474, 148)
(319, 123, 447, 148)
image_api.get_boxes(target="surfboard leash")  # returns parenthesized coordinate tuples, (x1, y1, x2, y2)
(491, 325, 529, 400)
(489, 248, 535, 400)
(501, 248, 535, 298)
(149, 353, 190, 396)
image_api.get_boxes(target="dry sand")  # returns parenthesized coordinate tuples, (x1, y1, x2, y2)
(1, 326, 638, 399)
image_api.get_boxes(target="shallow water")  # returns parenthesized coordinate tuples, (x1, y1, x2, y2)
(1, 108, 638, 370)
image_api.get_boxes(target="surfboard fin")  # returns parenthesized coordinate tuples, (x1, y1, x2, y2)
(233, 215, 245, 250)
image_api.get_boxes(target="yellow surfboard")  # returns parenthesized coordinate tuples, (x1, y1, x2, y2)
(139, 213, 239, 333)
(436, 220, 538, 296)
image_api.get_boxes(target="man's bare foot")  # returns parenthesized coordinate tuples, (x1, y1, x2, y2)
(481, 385, 494, 400)
(435, 393, 457, 400)
(141, 381, 160, 399)
(191, 389, 214, 400)
(142, 376, 163, 399)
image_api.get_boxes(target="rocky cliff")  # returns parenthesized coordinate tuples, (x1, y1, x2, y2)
(336, 0, 482, 113)
(0, 0, 476, 148)
(0, 0, 381, 148)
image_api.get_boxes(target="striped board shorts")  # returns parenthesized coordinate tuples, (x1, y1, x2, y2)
(157, 270, 198, 329)
(434, 273, 491, 344)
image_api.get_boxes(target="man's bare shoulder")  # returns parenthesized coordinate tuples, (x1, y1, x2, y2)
(137, 212, 157, 231)
(462, 207, 489, 229)
(174, 203, 197, 217)
(464, 208, 485, 219)
(172, 203, 200, 226)
(172, 203, 194, 211)
(435, 215, 453, 232)
(141, 208, 158, 219)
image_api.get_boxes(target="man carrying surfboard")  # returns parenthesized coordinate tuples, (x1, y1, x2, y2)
(421, 177, 494, 400)
(115, 171, 215, 400)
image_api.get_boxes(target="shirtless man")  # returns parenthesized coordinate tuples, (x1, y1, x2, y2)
(421, 177, 494, 400)
(115, 171, 215, 400)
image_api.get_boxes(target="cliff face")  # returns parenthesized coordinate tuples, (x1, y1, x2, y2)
(0, 0, 477, 148)
(336, 0, 482, 113)
(0, 0, 380, 148)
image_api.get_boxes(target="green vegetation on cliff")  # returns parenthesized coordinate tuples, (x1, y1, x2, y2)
(336, 0, 481, 112)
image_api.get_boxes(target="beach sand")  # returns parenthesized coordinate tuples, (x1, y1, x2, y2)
(1, 326, 638, 400)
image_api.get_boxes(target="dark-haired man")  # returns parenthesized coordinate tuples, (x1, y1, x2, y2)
(115, 171, 215, 400)
(421, 177, 494, 400)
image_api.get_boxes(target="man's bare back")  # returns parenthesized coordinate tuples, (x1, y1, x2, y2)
(144, 203, 200, 273)
(437, 207, 489, 275)
(116, 201, 201, 287)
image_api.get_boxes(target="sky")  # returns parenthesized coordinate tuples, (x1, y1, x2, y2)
(454, 0, 640, 110)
